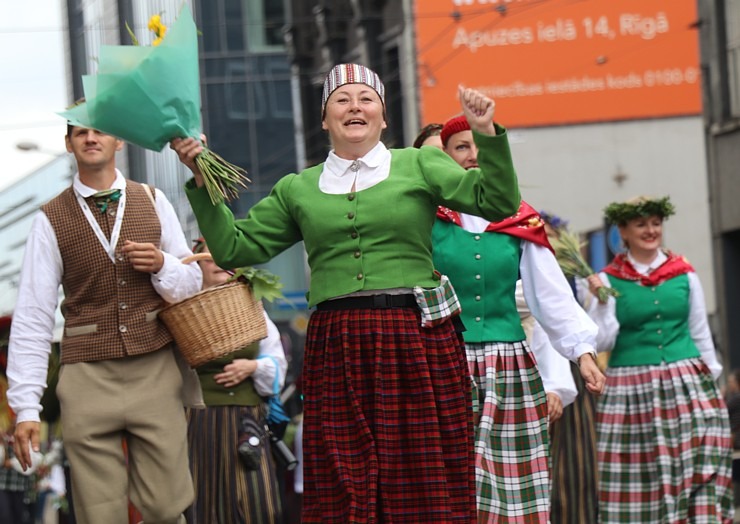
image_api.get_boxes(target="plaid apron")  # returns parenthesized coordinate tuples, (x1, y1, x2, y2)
(302, 307, 476, 523)
(597, 358, 734, 524)
(467, 340, 550, 523)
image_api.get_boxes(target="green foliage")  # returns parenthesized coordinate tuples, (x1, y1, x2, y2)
(549, 229, 620, 302)
(603, 196, 675, 225)
(227, 267, 285, 303)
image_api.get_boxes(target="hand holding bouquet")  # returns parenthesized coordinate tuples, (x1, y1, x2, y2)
(541, 213, 620, 303)
(60, 5, 248, 204)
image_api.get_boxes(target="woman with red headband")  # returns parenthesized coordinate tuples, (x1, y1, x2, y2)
(171, 63, 521, 523)
(433, 115, 605, 523)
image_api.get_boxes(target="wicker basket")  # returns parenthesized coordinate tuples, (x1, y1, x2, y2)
(158, 281, 268, 368)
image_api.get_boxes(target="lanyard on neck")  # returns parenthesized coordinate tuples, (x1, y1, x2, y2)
(74, 187, 126, 263)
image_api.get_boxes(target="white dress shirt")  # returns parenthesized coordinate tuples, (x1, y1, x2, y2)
(7, 170, 203, 423)
(581, 251, 722, 379)
(252, 311, 288, 396)
(516, 281, 578, 407)
(319, 141, 392, 194)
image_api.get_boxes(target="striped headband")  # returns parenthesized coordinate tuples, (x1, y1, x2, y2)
(321, 63, 385, 115)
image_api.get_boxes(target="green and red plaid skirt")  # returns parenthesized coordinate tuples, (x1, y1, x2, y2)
(466, 340, 551, 523)
(301, 307, 476, 523)
(597, 358, 734, 524)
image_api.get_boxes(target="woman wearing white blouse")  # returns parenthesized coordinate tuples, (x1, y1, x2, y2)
(584, 196, 733, 524)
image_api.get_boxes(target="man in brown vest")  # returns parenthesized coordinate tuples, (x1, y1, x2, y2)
(6, 125, 202, 524)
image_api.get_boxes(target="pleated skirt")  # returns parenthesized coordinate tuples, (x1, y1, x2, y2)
(597, 358, 734, 524)
(186, 405, 283, 524)
(549, 361, 599, 524)
(466, 340, 550, 523)
(301, 307, 476, 523)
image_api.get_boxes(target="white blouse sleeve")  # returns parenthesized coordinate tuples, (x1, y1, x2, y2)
(6, 213, 62, 423)
(530, 320, 578, 407)
(151, 188, 202, 303)
(252, 311, 289, 397)
(687, 272, 722, 379)
(580, 272, 620, 353)
(519, 241, 598, 362)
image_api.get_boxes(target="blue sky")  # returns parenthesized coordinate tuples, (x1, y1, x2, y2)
(0, 0, 67, 191)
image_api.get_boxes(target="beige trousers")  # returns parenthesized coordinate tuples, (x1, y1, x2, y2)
(57, 347, 194, 524)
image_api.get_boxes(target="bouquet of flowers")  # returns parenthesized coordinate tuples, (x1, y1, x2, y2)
(60, 5, 248, 204)
(540, 211, 620, 303)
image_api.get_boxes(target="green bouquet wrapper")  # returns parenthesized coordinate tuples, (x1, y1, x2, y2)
(60, 5, 248, 203)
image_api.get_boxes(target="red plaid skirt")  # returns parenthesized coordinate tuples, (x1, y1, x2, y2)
(301, 307, 476, 523)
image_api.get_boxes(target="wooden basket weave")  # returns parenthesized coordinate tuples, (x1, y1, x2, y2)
(158, 281, 268, 368)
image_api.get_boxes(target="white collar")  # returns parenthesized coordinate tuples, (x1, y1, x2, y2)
(73, 169, 126, 197)
(323, 142, 389, 178)
(627, 250, 667, 275)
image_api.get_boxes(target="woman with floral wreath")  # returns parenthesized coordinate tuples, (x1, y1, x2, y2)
(584, 195, 733, 523)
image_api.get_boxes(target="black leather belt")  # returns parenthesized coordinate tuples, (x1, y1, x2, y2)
(316, 294, 417, 311)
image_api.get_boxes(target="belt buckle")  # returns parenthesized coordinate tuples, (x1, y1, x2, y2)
(371, 294, 391, 308)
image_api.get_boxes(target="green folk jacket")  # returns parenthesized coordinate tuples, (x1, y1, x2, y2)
(186, 129, 521, 307)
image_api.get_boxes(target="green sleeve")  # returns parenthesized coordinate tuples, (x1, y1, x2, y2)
(185, 175, 302, 269)
(420, 124, 521, 221)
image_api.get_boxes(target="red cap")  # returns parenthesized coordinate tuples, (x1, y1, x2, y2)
(440, 115, 471, 147)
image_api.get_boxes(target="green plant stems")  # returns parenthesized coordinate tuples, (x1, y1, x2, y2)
(194, 147, 251, 204)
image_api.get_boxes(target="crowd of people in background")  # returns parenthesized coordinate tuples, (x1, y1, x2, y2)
(1, 61, 736, 524)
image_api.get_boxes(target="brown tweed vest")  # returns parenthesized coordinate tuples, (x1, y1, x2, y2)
(42, 180, 173, 364)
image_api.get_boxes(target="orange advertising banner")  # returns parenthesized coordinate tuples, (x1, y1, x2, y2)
(415, 0, 702, 128)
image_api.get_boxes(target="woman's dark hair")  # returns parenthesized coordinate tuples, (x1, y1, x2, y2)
(412, 123, 443, 149)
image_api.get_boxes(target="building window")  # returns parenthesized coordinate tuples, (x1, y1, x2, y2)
(244, 0, 285, 51)
(728, 0, 740, 116)
(199, 0, 285, 54)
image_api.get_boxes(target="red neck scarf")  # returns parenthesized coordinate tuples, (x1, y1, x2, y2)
(603, 251, 694, 286)
(436, 201, 554, 254)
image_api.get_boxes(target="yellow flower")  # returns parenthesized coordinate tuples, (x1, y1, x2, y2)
(148, 14, 167, 45)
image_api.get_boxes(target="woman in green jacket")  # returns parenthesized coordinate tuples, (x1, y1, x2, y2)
(171, 63, 521, 523)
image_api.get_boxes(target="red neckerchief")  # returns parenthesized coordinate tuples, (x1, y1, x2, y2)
(603, 251, 694, 286)
(436, 201, 554, 254)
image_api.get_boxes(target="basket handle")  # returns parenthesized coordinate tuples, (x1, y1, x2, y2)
(181, 252, 213, 265)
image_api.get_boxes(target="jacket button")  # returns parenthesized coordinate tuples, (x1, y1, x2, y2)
(354, 251, 361, 258)
(475, 254, 481, 260)
(475, 316, 481, 322)
(348, 212, 355, 219)
(119, 325, 128, 333)
(351, 231, 358, 239)
(119, 279, 126, 286)
(474, 235, 481, 241)
(119, 303, 127, 310)
(475, 274, 481, 280)
(475, 295, 481, 301)
(654, 300, 659, 305)
(348, 193, 355, 201)
(357, 273, 363, 280)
